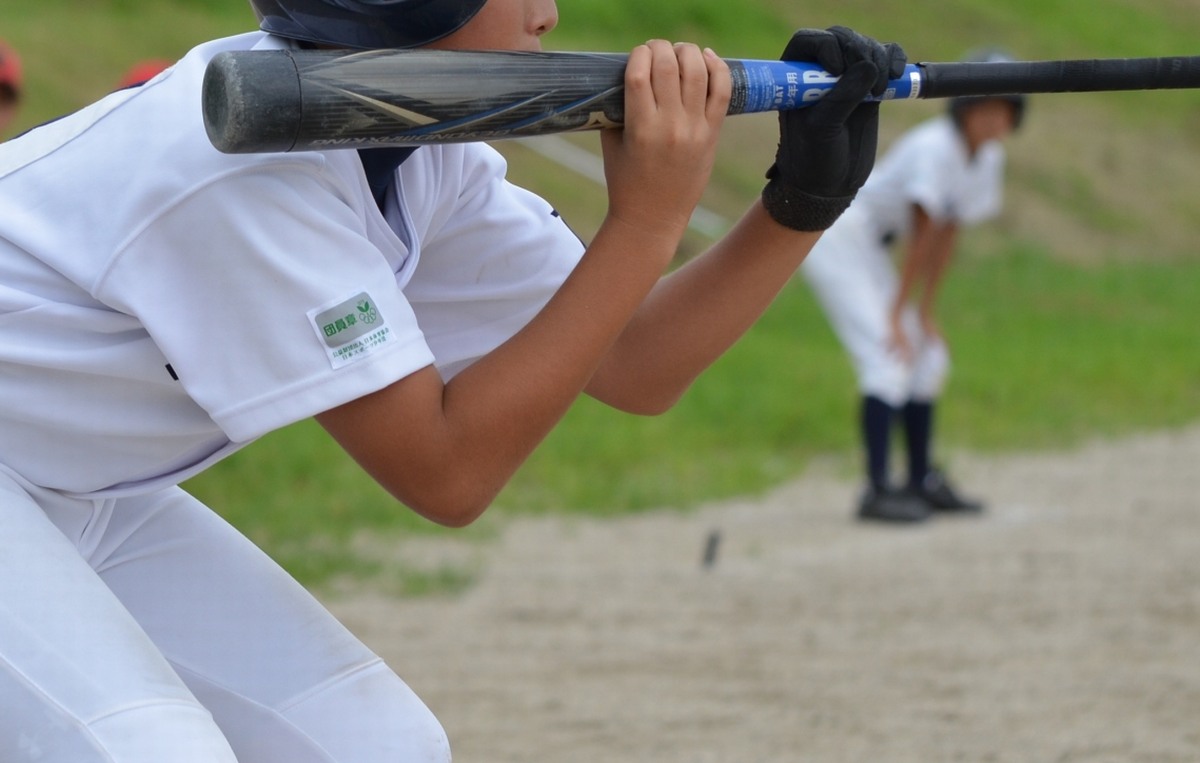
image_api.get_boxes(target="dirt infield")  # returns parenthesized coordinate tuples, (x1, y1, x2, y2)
(327, 425, 1200, 762)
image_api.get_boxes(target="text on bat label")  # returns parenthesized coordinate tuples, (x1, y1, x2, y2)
(802, 68, 839, 103)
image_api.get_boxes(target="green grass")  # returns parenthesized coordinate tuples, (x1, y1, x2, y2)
(940, 246, 1200, 447)
(3, 0, 1198, 589)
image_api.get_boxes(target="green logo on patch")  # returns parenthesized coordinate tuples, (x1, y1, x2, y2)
(315, 293, 382, 348)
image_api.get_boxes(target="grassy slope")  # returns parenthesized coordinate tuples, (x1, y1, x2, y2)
(3, 1, 1197, 584)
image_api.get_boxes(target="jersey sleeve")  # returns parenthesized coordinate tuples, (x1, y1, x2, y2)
(97, 159, 436, 443)
(398, 145, 586, 381)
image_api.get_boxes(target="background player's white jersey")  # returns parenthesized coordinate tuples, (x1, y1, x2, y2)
(854, 114, 1006, 241)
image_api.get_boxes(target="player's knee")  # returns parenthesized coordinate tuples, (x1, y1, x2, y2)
(378, 706, 451, 763)
(910, 374, 947, 401)
(273, 660, 451, 763)
(859, 371, 908, 409)
(910, 344, 950, 399)
(340, 666, 452, 763)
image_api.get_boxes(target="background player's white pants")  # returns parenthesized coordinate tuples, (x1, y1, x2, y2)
(800, 208, 949, 408)
(0, 465, 450, 763)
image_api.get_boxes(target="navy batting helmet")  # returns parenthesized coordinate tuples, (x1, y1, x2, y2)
(949, 47, 1027, 130)
(250, 0, 489, 49)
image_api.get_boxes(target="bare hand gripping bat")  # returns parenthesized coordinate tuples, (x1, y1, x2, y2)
(201, 48, 1200, 154)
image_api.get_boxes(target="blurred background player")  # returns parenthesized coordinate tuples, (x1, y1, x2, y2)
(0, 40, 21, 139)
(799, 48, 1026, 523)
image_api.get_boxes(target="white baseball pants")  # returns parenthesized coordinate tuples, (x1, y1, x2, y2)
(800, 208, 949, 407)
(0, 465, 450, 763)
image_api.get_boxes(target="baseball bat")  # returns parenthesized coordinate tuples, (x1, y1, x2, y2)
(202, 48, 1200, 154)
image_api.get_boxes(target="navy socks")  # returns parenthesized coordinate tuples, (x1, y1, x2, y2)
(861, 396, 936, 491)
(861, 396, 895, 491)
(903, 400, 934, 489)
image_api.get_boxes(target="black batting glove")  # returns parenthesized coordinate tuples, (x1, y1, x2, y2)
(762, 26, 907, 231)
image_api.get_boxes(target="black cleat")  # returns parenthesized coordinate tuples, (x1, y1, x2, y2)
(914, 469, 984, 513)
(857, 486, 931, 523)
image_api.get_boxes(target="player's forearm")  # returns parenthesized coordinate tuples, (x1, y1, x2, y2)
(587, 201, 821, 414)
(321, 216, 681, 526)
(445, 213, 680, 423)
(420, 201, 797, 513)
(893, 241, 928, 317)
(918, 224, 959, 314)
(894, 206, 939, 316)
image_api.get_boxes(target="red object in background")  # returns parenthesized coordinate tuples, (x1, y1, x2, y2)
(0, 40, 22, 98)
(118, 59, 174, 89)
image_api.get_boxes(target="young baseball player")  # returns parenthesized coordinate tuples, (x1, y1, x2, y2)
(0, 0, 905, 759)
(0, 40, 20, 139)
(799, 49, 1025, 523)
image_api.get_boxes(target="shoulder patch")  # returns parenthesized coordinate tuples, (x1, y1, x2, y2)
(308, 291, 394, 369)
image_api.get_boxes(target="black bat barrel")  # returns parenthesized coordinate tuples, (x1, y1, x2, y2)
(204, 49, 633, 153)
(203, 50, 306, 153)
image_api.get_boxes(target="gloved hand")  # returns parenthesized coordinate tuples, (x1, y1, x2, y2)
(762, 26, 907, 231)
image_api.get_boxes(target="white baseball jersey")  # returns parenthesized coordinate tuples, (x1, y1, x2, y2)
(0, 30, 585, 763)
(0, 31, 585, 499)
(853, 114, 1005, 241)
(800, 115, 1006, 405)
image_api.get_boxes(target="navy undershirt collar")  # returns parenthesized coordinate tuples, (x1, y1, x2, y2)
(358, 147, 417, 211)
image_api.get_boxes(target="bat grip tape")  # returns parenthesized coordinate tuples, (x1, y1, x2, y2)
(918, 57, 1200, 99)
